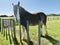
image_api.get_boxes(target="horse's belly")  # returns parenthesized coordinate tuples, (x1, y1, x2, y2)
(29, 21, 38, 26)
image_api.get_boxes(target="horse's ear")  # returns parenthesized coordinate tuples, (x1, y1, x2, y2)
(18, 1, 20, 6)
(12, 3, 14, 6)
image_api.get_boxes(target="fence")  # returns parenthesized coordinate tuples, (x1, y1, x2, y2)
(47, 15, 60, 21)
(0, 17, 16, 44)
(0, 16, 60, 45)
(0, 17, 42, 45)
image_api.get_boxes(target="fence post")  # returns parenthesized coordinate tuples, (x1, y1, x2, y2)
(6, 28, 8, 40)
(13, 19, 16, 39)
(10, 19, 14, 38)
(1, 18, 3, 34)
(0, 18, 1, 32)
(38, 20, 41, 45)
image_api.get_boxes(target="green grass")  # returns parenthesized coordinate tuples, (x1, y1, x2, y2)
(0, 29, 27, 45)
(47, 20, 60, 40)
(0, 16, 60, 45)
(0, 33, 10, 45)
(15, 16, 60, 45)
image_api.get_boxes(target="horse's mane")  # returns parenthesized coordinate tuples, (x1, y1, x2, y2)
(19, 6, 44, 15)
(19, 6, 31, 14)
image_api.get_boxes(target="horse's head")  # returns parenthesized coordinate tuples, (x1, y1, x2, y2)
(12, 2, 21, 21)
(12, 2, 28, 20)
(12, 2, 20, 17)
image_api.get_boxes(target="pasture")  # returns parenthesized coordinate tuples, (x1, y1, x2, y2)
(26, 16, 60, 45)
(0, 15, 60, 45)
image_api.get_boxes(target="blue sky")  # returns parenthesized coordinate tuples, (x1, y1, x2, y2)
(0, 0, 60, 16)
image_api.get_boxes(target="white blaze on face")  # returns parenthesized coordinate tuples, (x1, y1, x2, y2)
(16, 5, 20, 21)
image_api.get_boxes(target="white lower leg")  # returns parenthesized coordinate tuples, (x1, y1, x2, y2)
(23, 30, 26, 39)
(22, 26, 26, 40)
(45, 25, 48, 35)
(40, 27, 42, 35)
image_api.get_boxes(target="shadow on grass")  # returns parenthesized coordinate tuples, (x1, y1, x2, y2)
(22, 35, 59, 45)
(0, 28, 1, 32)
(12, 35, 19, 45)
(41, 35, 59, 45)
(3, 29, 5, 37)
(8, 33, 12, 44)
(6, 29, 8, 40)
(23, 39, 34, 45)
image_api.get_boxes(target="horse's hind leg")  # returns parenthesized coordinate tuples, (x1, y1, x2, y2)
(40, 21, 43, 35)
(44, 24, 48, 35)
(43, 16, 48, 35)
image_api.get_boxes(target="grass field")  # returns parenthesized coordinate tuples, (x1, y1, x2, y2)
(0, 33, 10, 45)
(0, 16, 60, 45)
(29, 16, 60, 45)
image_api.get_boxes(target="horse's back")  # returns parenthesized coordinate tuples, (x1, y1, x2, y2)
(37, 12, 47, 25)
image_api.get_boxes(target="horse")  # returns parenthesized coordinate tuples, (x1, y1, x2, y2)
(12, 2, 48, 44)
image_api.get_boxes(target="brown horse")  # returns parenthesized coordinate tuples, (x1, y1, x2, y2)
(12, 2, 48, 44)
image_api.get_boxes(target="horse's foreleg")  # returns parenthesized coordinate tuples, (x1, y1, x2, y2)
(44, 25, 48, 35)
(40, 21, 43, 35)
(26, 28, 31, 45)
(22, 26, 26, 40)
(26, 21, 31, 45)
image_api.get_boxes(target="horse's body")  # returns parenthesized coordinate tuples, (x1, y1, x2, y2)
(12, 2, 48, 43)
(14, 5, 47, 29)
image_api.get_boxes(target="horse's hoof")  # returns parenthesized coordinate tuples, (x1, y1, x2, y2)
(29, 40, 34, 45)
(23, 39, 34, 45)
(45, 34, 48, 36)
(23, 39, 27, 41)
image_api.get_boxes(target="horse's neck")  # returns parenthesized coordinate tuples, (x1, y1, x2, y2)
(20, 11, 30, 16)
(20, 7, 31, 15)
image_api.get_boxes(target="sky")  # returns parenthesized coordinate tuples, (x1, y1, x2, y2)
(0, 0, 60, 16)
